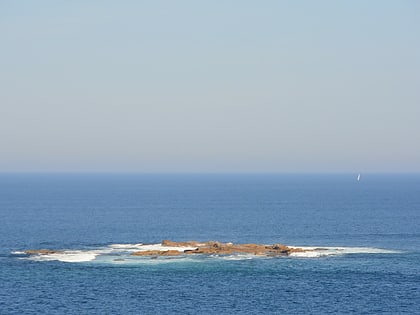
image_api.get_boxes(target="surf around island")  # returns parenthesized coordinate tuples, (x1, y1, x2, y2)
(16, 240, 399, 263)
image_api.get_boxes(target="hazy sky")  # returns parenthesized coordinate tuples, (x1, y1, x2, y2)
(1, 1, 419, 173)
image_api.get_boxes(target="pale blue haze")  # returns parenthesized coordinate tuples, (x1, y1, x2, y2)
(1, 1, 419, 172)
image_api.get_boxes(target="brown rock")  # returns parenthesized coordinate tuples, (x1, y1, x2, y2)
(161, 240, 201, 247)
(183, 242, 288, 256)
(160, 250, 181, 256)
(272, 244, 290, 251)
(24, 241, 311, 259)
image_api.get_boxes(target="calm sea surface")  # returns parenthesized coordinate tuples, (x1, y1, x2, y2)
(0, 174, 419, 314)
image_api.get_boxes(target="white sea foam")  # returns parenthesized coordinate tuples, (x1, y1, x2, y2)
(134, 244, 198, 252)
(15, 244, 400, 263)
(288, 246, 400, 258)
(219, 254, 255, 261)
(107, 243, 198, 253)
(95, 254, 202, 265)
(109, 243, 144, 249)
(16, 243, 198, 263)
(27, 250, 99, 262)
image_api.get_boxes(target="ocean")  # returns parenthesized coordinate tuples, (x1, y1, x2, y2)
(0, 174, 419, 314)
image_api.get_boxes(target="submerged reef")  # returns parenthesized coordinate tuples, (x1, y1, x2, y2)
(131, 240, 306, 257)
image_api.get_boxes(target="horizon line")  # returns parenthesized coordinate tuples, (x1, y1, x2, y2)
(1, 171, 419, 175)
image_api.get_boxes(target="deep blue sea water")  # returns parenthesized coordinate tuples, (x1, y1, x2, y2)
(0, 174, 419, 314)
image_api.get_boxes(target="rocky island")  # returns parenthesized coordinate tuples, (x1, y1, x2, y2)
(130, 240, 307, 257)
(23, 240, 319, 260)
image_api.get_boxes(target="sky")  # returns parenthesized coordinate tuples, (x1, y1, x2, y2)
(1, 1, 419, 173)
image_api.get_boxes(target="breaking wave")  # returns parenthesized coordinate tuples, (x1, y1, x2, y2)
(288, 246, 399, 258)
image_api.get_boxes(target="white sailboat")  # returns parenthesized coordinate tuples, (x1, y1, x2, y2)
(357, 174, 361, 182)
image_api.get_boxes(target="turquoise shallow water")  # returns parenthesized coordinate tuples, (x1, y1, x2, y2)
(1, 174, 419, 314)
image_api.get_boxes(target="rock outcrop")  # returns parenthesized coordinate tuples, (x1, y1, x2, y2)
(131, 240, 307, 257)
(161, 240, 203, 247)
(23, 241, 309, 259)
